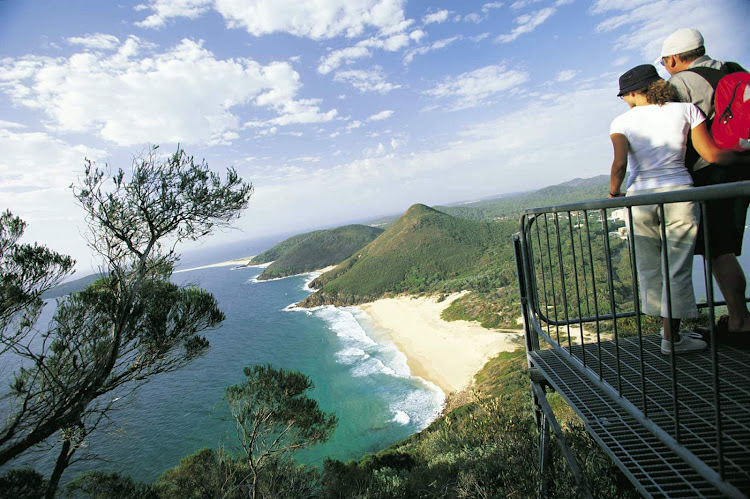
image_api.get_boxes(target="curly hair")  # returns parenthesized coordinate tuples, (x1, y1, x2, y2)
(635, 79, 680, 106)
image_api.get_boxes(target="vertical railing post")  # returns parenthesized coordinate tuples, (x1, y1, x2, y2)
(625, 206, 648, 416)
(567, 211, 586, 366)
(535, 217, 552, 336)
(601, 208, 623, 395)
(584, 210, 604, 380)
(658, 203, 681, 443)
(543, 214, 561, 345)
(554, 213, 573, 350)
(701, 201, 723, 478)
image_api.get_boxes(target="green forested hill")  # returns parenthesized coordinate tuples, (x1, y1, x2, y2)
(300, 204, 518, 308)
(255, 224, 384, 280)
(435, 175, 609, 221)
(249, 232, 319, 265)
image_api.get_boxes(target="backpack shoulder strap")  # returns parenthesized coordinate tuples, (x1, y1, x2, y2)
(686, 62, 747, 89)
(685, 66, 726, 90)
(722, 61, 747, 74)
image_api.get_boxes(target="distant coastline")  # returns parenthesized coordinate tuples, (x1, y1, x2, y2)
(174, 257, 257, 273)
(183, 256, 523, 398)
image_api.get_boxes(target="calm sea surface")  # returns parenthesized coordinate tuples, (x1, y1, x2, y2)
(3, 245, 443, 484)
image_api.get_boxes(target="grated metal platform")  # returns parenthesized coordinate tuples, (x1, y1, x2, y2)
(531, 334, 750, 498)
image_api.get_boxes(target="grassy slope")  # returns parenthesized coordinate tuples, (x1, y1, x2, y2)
(301, 204, 517, 306)
(257, 225, 384, 280)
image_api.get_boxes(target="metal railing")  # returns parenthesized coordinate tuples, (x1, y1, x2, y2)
(514, 181, 750, 497)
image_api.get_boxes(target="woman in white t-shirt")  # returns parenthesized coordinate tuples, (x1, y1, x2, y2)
(609, 64, 746, 355)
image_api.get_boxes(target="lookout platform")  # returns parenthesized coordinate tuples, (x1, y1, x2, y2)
(514, 182, 750, 498)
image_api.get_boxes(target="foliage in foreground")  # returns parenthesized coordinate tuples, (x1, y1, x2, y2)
(0, 146, 252, 497)
(50, 351, 637, 499)
(225, 364, 337, 499)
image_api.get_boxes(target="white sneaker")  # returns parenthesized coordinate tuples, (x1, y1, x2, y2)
(660, 331, 707, 355)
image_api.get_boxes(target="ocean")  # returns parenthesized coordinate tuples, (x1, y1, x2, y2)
(2, 244, 444, 484)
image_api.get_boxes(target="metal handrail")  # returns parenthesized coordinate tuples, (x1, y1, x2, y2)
(516, 180, 750, 497)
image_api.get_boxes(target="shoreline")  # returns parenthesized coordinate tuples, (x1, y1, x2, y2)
(174, 257, 256, 273)
(358, 293, 522, 394)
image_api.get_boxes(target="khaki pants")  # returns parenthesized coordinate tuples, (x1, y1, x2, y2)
(628, 186, 699, 319)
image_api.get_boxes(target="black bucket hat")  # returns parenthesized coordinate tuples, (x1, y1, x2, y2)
(617, 64, 661, 96)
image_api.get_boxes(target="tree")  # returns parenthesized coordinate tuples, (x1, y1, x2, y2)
(225, 364, 338, 499)
(0, 145, 253, 497)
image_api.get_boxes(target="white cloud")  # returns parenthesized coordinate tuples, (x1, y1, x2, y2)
(367, 109, 394, 121)
(423, 64, 529, 110)
(404, 36, 460, 64)
(410, 29, 426, 42)
(482, 2, 504, 13)
(136, 0, 409, 39)
(495, 7, 556, 43)
(423, 9, 450, 24)
(135, 0, 212, 28)
(318, 33, 412, 74)
(346, 120, 362, 131)
(590, 0, 654, 14)
(461, 3, 504, 24)
(390, 137, 405, 149)
(555, 69, 578, 82)
(613, 56, 629, 66)
(510, 0, 541, 9)
(318, 46, 372, 74)
(0, 120, 26, 130)
(590, 0, 749, 63)
(334, 68, 401, 93)
(363, 142, 387, 157)
(0, 129, 109, 267)
(0, 37, 336, 146)
(66, 33, 121, 50)
(236, 84, 621, 247)
(0, 130, 104, 195)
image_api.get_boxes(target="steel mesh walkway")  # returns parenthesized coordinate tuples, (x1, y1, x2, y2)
(532, 334, 750, 497)
(513, 182, 750, 497)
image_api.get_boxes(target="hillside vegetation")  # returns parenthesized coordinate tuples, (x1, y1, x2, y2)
(251, 225, 383, 280)
(434, 175, 609, 221)
(300, 176, 613, 328)
(300, 204, 518, 309)
(57, 350, 637, 498)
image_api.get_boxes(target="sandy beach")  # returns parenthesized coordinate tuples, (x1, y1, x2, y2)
(174, 257, 256, 273)
(359, 293, 522, 394)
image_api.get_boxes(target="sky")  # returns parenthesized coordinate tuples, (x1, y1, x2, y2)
(1, 0, 749, 272)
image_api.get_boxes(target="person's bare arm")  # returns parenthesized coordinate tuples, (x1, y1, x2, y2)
(609, 133, 628, 197)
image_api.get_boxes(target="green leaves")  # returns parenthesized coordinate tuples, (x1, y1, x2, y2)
(0, 145, 252, 492)
(226, 364, 337, 464)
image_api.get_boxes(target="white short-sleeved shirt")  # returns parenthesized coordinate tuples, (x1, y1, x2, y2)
(609, 102, 705, 191)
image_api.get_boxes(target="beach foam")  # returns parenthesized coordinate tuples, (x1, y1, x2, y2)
(279, 275, 445, 433)
(309, 305, 444, 431)
(390, 410, 411, 425)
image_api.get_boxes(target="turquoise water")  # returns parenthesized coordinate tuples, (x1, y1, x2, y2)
(4, 256, 443, 484)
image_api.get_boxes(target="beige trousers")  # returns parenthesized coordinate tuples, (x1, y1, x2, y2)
(628, 185, 699, 319)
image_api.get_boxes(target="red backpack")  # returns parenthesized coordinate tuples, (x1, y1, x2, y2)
(689, 62, 750, 151)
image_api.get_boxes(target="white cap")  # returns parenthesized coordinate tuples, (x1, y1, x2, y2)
(660, 28, 704, 57)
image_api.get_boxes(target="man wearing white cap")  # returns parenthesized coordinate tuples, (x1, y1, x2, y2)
(659, 28, 750, 344)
